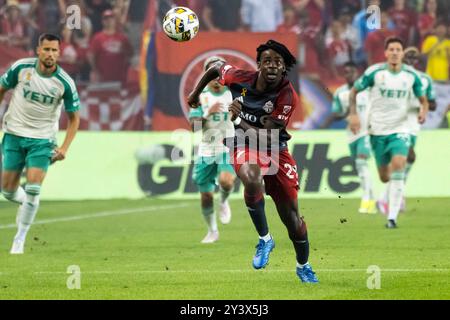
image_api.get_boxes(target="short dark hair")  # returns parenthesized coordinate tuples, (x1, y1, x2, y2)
(343, 61, 358, 69)
(384, 36, 404, 50)
(38, 33, 61, 46)
(256, 39, 297, 72)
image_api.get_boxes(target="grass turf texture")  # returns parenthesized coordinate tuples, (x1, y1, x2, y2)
(0, 198, 449, 300)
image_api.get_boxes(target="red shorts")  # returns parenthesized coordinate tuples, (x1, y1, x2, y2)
(232, 147, 300, 201)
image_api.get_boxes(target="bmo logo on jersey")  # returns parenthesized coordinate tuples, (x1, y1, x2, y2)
(239, 112, 257, 123)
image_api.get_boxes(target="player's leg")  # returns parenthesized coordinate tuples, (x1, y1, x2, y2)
(371, 135, 390, 214)
(402, 136, 417, 212)
(217, 152, 236, 224)
(192, 157, 219, 243)
(11, 138, 54, 254)
(385, 134, 410, 228)
(266, 150, 318, 283)
(1, 134, 26, 205)
(217, 171, 234, 224)
(352, 136, 375, 213)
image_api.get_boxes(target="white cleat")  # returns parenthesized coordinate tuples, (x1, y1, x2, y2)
(201, 231, 219, 244)
(10, 239, 25, 254)
(219, 202, 232, 224)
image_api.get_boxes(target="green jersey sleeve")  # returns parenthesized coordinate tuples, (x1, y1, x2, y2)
(0, 64, 20, 89)
(354, 66, 378, 92)
(188, 106, 204, 119)
(412, 73, 424, 98)
(331, 92, 344, 114)
(425, 75, 436, 100)
(63, 85, 80, 112)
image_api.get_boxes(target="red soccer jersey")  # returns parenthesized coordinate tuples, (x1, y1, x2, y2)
(388, 8, 416, 43)
(218, 64, 299, 150)
(89, 31, 133, 83)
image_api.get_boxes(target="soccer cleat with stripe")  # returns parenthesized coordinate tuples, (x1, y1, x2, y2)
(252, 238, 275, 269)
(296, 264, 319, 283)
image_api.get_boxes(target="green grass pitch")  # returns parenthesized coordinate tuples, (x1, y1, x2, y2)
(0, 197, 449, 299)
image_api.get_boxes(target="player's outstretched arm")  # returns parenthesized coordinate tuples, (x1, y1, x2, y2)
(52, 111, 80, 163)
(187, 62, 225, 108)
(348, 87, 360, 134)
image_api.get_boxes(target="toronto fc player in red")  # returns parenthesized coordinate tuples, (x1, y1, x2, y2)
(188, 40, 318, 283)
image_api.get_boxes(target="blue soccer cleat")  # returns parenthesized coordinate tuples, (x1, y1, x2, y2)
(252, 238, 275, 269)
(296, 264, 319, 283)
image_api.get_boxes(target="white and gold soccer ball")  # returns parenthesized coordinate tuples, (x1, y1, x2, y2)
(162, 7, 199, 42)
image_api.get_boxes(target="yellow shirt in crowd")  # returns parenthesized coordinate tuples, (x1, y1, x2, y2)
(421, 36, 450, 82)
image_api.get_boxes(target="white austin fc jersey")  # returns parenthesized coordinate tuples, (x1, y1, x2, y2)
(354, 63, 423, 136)
(332, 84, 370, 143)
(188, 88, 234, 157)
(0, 57, 80, 140)
(407, 69, 435, 136)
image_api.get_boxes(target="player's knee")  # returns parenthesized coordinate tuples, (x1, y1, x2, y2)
(380, 174, 390, 183)
(219, 174, 234, 191)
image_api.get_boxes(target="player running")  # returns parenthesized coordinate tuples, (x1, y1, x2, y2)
(188, 40, 318, 283)
(376, 47, 436, 214)
(0, 33, 80, 254)
(320, 61, 376, 214)
(349, 37, 428, 229)
(188, 56, 236, 244)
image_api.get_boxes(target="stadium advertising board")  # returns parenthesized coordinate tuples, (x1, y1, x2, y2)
(1, 131, 449, 200)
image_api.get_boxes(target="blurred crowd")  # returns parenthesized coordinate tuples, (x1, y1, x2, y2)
(0, 0, 148, 84)
(159, 0, 450, 83)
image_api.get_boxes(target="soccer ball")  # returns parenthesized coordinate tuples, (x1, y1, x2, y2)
(162, 7, 199, 42)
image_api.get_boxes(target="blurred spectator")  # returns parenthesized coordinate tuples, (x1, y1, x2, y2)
(59, 25, 82, 79)
(286, 0, 326, 29)
(241, 0, 283, 32)
(328, 0, 360, 18)
(296, 10, 322, 78)
(388, 0, 416, 45)
(85, 0, 113, 34)
(326, 7, 360, 61)
(125, 0, 149, 52)
(202, 0, 241, 32)
(326, 20, 352, 78)
(0, 0, 30, 51)
(352, 0, 381, 65)
(421, 21, 450, 82)
(28, 0, 65, 48)
(364, 11, 397, 65)
(418, 0, 438, 45)
(276, 4, 300, 34)
(175, 0, 206, 18)
(88, 9, 133, 83)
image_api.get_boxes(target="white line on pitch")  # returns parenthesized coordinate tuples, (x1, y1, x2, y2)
(26, 268, 450, 275)
(0, 203, 190, 230)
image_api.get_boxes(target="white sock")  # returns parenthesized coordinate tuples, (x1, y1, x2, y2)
(388, 172, 405, 222)
(356, 158, 374, 201)
(404, 162, 413, 182)
(202, 206, 218, 232)
(297, 262, 309, 268)
(2, 186, 26, 204)
(259, 233, 272, 242)
(380, 182, 390, 202)
(15, 185, 41, 242)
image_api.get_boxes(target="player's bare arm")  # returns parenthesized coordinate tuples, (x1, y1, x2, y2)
(52, 111, 80, 162)
(418, 96, 429, 124)
(187, 62, 225, 108)
(0, 85, 8, 103)
(348, 87, 360, 134)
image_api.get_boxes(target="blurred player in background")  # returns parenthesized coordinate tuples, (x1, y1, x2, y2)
(0, 33, 80, 254)
(349, 37, 428, 229)
(188, 40, 318, 283)
(320, 61, 376, 214)
(188, 56, 236, 244)
(377, 47, 436, 214)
